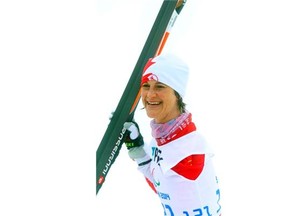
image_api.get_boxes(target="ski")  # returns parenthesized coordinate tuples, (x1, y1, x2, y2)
(96, 0, 187, 195)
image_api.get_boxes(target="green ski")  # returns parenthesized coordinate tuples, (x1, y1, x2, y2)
(96, 0, 187, 195)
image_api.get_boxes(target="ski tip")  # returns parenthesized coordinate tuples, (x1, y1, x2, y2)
(176, 0, 186, 14)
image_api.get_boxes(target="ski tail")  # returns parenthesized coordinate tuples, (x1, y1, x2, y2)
(96, 0, 187, 195)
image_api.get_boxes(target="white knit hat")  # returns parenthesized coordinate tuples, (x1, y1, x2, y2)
(141, 53, 190, 98)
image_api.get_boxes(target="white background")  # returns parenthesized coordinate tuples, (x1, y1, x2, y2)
(1, 0, 288, 215)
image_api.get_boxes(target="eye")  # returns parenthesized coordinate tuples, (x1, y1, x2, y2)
(141, 83, 150, 89)
(155, 84, 166, 89)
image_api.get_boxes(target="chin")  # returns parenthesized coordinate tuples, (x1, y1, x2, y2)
(146, 111, 157, 119)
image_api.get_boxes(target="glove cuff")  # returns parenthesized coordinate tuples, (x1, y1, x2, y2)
(128, 146, 147, 160)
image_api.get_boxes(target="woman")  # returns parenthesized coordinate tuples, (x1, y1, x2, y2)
(124, 53, 222, 216)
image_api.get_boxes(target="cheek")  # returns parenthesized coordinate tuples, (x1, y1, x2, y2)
(141, 94, 146, 105)
(140, 89, 148, 100)
(164, 96, 178, 108)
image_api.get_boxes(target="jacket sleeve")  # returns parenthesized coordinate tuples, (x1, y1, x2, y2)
(134, 155, 157, 193)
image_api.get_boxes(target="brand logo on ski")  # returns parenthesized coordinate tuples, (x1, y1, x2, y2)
(101, 127, 127, 176)
(98, 176, 105, 184)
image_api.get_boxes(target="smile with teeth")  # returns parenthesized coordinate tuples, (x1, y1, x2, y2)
(147, 101, 161, 105)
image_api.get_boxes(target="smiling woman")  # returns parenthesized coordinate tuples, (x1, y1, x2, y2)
(140, 54, 189, 123)
(123, 53, 222, 216)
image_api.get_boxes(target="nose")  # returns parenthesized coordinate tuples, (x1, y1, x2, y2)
(147, 88, 156, 97)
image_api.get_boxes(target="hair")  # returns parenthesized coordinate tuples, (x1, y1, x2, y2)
(174, 91, 186, 113)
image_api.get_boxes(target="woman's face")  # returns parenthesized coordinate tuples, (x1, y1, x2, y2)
(141, 80, 180, 123)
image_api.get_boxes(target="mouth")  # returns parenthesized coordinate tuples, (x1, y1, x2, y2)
(147, 101, 161, 105)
